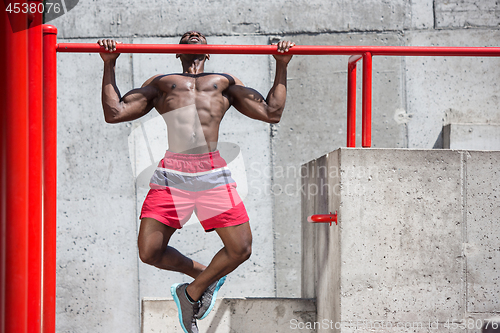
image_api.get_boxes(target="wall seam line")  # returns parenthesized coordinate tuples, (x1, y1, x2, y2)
(129, 44, 143, 331)
(461, 150, 468, 317)
(267, 37, 278, 297)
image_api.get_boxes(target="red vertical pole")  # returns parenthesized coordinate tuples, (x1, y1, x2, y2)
(28, 3, 44, 333)
(0, 2, 30, 333)
(347, 55, 361, 147)
(0, 8, 5, 332)
(362, 52, 372, 148)
(42, 24, 58, 333)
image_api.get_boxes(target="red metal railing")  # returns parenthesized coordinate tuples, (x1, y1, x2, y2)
(55, 42, 500, 148)
(56, 43, 500, 56)
(347, 55, 362, 147)
(1, 2, 29, 332)
(42, 24, 58, 333)
(362, 53, 373, 148)
(2, 26, 500, 332)
(28, 2, 44, 332)
(348, 51, 373, 148)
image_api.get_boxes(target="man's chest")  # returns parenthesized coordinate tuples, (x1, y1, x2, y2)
(158, 74, 231, 94)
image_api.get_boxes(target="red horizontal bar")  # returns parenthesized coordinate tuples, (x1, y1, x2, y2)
(56, 43, 500, 57)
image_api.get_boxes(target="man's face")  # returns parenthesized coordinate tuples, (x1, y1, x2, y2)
(179, 31, 207, 45)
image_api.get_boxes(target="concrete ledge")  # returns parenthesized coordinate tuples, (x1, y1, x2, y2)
(443, 123, 500, 150)
(142, 297, 316, 333)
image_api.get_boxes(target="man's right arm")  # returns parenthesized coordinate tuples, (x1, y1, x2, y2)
(99, 39, 159, 124)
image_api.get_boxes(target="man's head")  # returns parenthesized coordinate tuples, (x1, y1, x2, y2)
(176, 31, 210, 62)
(179, 31, 207, 45)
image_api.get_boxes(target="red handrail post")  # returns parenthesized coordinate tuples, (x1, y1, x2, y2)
(1, 8, 4, 332)
(28, 3, 44, 332)
(42, 24, 58, 333)
(362, 52, 372, 148)
(1, 2, 30, 332)
(347, 55, 362, 147)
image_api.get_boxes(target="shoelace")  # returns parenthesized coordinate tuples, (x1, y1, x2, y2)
(192, 301, 201, 322)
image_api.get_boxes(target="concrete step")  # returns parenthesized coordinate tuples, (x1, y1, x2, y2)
(142, 297, 316, 333)
(443, 123, 500, 150)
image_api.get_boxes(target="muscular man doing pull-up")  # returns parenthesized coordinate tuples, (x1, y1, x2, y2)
(98, 32, 294, 333)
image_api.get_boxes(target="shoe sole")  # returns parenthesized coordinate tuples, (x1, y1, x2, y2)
(198, 276, 226, 320)
(171, 283, 190, 333)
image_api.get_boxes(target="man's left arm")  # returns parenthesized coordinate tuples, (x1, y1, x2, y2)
(228, 41, 295, 124)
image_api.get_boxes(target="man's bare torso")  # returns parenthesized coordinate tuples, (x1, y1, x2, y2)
(150, 73, 237, 154)
(99, 36, 293, 155)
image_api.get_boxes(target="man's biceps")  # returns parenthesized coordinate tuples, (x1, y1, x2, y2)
(121, 102, 150, 119)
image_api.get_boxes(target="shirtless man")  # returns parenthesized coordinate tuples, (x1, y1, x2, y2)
(98, 32, 294, 333)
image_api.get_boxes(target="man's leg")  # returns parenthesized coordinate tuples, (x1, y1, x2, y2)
(137, 217, 206, 278)
(185, 221, 252, 301)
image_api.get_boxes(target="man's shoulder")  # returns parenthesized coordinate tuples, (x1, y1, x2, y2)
(219, 73, 243, 86)
(142, 74, 165, 87)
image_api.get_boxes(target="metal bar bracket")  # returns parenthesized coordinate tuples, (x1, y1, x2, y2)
(307, 211, 338, 226)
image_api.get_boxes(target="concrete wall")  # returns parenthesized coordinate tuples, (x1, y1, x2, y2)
(51, 1, 500, 331)
(405, 30, 500, 148)
(302, 148, 500, 332)
(56, 41, 140, 332)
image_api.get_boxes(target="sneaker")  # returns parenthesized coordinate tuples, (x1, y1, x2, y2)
(170, 283, 200, 333)
(195, 276, 226, 320)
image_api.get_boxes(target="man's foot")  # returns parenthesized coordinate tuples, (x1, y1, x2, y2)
(171, 283, 200, 333)
(195, 276, 226, 320)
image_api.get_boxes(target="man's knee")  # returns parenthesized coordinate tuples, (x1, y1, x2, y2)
(138, 245, 162, 266)
(228, 242, 252, 264)
(241, 244, 252, 262)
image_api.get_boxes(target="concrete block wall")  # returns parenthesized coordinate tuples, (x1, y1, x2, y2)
(51, 1, 500, 331)
(302, 148, 500, 332)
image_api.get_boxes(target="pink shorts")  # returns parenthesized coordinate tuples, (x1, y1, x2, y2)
(140, 150, 249, 232)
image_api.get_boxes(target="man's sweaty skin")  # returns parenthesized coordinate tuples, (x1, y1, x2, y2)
(98, 32, 294, 303)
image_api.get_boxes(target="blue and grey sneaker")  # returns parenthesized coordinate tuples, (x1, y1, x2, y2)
(195, 276, 226, 320)
(171, 283, 200, 333)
